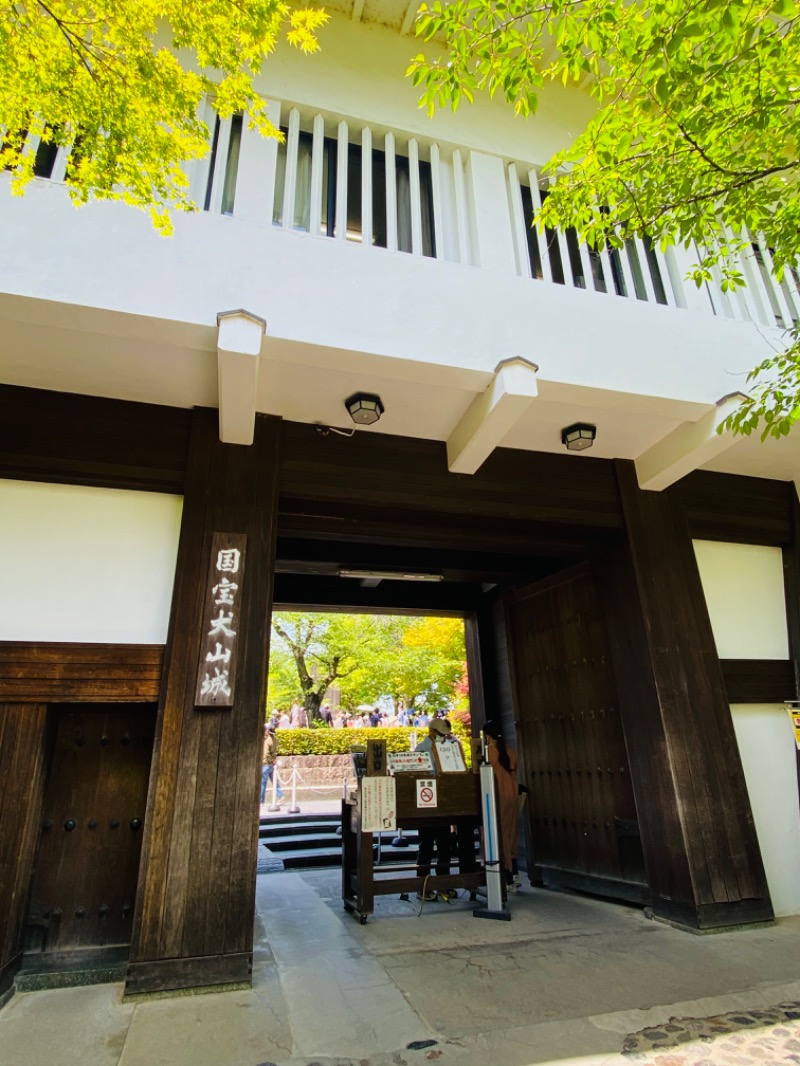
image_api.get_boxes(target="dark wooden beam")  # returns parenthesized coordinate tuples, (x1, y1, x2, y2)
(679, 469, 793, 546)
(598, 461, 773, 930)
(0, 643, 164, 703)
(720, 659, 797, 704)
(272, 574, 482, 613)
(0, 385, 191, 494)
(127, 410, 280, 997)
(275, 537, 558, 585)
(279, 421, 624, 531)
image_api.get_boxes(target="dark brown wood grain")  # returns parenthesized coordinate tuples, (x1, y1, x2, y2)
(0, 703, 48, 994)
(0, 385, 190, 494)
(601, 461, 772, 928)
(27, 706, 156, 952)
(127, 409, 280, 995)
(720, 659, 797, 703)
(506, 565, 645, 899)
(0, 644, 164, 703)
(125, 952, 251, 995)
(679, 469, 793, 546)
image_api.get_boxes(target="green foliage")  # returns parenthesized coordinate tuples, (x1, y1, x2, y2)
(274, 721, 473, 767)
(269, 612, 468, 719)
(274, 726, 422, 756)
(0, 1, 327, 233)
(720, 332, 800, 440)
(409, 0, 800, 438)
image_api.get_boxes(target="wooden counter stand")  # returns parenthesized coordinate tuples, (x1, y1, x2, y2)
(341, 774, 483, 923)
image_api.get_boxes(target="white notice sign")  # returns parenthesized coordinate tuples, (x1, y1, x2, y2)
(416, 779, 438, 809)
(361, 777, 397, 832)
(387, 750, 434, 774)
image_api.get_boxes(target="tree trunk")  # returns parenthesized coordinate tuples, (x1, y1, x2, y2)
(305, 690, 323, 723)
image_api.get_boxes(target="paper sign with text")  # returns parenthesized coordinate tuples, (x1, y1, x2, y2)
(387, 751, 434, 774)
(361, 777, 397, 832)
(416, 779, 438, 809)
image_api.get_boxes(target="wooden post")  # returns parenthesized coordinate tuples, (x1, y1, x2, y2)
(126, 409, 280, 996)
(0, 704, 48, 997)
(598, 460, 773, 930)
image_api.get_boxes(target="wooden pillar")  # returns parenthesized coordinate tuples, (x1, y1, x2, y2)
(0, 703, 48, 996)
(597, 460, 773, 930)
(126, 410, 280, 996)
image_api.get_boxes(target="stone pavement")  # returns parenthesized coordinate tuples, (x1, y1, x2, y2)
(1, 866, 799, 1066)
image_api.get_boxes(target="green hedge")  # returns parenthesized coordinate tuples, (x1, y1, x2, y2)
(274, 724, 472, 766)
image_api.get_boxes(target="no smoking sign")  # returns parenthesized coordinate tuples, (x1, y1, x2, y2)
(416, 778, 438, 808)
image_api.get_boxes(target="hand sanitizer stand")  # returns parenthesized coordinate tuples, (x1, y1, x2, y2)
(473, 760, 511, 921)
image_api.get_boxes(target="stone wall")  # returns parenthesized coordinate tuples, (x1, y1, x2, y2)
(270, 754, 355, 802)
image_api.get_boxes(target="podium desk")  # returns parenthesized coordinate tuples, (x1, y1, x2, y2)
(341, 773, 482, 923)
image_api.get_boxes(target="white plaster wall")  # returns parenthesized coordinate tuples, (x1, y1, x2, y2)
(693, 540, 788, 659)
(693, 540, 799, 916)
(0, 480, 182, 643)
(729, 705, 800, 917)
(0, 10, 782, 421)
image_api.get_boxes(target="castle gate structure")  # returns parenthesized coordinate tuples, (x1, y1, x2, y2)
(1, 1, 799, 1002)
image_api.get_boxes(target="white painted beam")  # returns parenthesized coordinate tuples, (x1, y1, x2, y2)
(216, 309, 266, 446)
(352, 0, 365, 21)
(447, 358, 539, 475)
(635, 392, 749, 491)
(401, 1, 420, 35)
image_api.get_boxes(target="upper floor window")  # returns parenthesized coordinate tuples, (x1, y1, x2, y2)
(272, 127, 436, 258)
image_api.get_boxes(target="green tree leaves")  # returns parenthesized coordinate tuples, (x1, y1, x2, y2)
(409, 0, 800, 438)
(0, 1, 327, 233)
(268, 613, 467, 720)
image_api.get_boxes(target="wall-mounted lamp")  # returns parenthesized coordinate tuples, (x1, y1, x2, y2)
(561, 422, 596, 452)
(345, 392, 384, 426)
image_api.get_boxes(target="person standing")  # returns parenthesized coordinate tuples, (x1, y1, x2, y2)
(483, 719, 521, 889)
(290, 701, 308, 728)
(260, 724, 283, 804)
(414, 717, 456, 901)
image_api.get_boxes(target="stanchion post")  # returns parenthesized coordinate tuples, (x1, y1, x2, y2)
(267, 768, 281, 812)
(288, 766, 301, 814)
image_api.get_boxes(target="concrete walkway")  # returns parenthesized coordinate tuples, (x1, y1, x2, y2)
(1, 869, 799, 1066)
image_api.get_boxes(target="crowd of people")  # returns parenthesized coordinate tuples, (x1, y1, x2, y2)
(266, 702, 439, 730)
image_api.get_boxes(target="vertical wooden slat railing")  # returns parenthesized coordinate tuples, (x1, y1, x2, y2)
(361, 125, 372, 249)
(281, 107, 300, 231)
(309, 113, 325, 237)
(335, 120, 348, 241)
(430, 143, 445, 260)
(408, 137, 423, 257)
(452, 149, 470, 265)
(385, 130, 398, 253)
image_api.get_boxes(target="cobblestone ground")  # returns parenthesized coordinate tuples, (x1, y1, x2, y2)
(623, 1002, 800, 1065)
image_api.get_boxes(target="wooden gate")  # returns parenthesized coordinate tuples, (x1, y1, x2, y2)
(27, 704, 156, 952)
(508, 565, 647, 902)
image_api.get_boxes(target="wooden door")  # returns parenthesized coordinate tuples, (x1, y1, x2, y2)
(27, 704, 156, 952)
(508, 565, 647, 901)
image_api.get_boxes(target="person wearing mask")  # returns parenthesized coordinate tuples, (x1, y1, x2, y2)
(483, 719, 523, 890)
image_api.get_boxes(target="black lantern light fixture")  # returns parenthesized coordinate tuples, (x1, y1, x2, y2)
(345, 391, 385, 426)
(561, 422, 596, 451)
